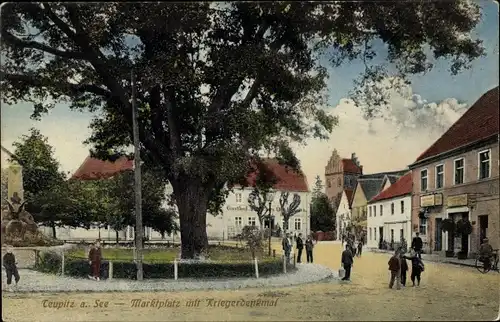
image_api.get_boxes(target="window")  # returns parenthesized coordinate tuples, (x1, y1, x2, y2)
(337, 177, 341, 187)
(369, 207, 372, 217)
(294, 218, 302, 230)
(420, 169, 428, 191)
(391, 203, 394, 215)
(373, 206, 377, 216)
(390, 229, 394, 241)
(327, 179, 331, 188)
(380, 205, 383, 216)
(400, 229, 404, 241)
(235, 217, 242, 227)
(248, 217, 256, 226)
(369, 228, 372, 240)
(479, 150, 491, 179)
(400, 200, 404, 214)
(235, 193, 242, 203)
(419, 217, 427, 235)
(435, 164, 444, 189)
(454, 158, 464, 185)
(374, 229, 377, 241)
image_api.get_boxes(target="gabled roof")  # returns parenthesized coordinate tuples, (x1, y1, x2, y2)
(369, 172, 412, 203)
(341, 159, 363, 174)
(358, 178, 385, 201)
(387, 175, 400, 185)
(359, 169, 408, 180)
(414, 86, 499, 164)
(344, 189, 354, 208)
(72, 156, 133, 180)
(243, 158, 309, 192)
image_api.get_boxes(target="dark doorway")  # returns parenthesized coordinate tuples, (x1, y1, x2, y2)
(435, 218, 443, 251)
(379, 227, 384, 241)
(264, 218, 275, 230)
(479, 215, 488, 246)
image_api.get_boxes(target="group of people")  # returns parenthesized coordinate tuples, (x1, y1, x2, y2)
(388, 249, 425, 289)
(282, 233, 315, 264)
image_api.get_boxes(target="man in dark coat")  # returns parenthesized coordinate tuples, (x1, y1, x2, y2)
(341, 244, 354, 281)
(411, 232, 423, 259)
(296, 233, 304, 263)
(3, 245, 20, 291)
(88, 241, 103, 281)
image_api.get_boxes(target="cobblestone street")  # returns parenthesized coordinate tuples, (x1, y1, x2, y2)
(2, 242, 498, 321)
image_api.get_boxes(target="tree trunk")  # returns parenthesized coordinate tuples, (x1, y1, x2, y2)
(173, 178, 210, 259)
(51, 222, 57, 239)
(115, 230, 119, 245)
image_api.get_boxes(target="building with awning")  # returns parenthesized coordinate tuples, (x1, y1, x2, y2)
(409, 86, 499, 257)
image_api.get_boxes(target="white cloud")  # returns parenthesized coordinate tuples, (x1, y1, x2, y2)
(293, 80, 468, 184)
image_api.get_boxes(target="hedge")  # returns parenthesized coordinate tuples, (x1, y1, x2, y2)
(35, 251, 293, 279)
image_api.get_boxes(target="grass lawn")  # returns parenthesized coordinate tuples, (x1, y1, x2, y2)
(67, 246, 278, 264)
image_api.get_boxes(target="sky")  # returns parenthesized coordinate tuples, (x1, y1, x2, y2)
(1, 1, 499, 188)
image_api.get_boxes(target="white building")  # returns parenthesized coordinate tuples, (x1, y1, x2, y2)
(366, 172, 412, 249)
(45, 157, 310, 241)
(335, 189, 353, 240)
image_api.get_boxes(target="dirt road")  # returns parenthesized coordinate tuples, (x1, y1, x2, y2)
(2, 243, 499, 321)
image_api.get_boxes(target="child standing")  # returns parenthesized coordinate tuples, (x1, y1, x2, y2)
(305, 235, 314, 263)
(388, 251, 401, 289)
(3, 245, 20, 291)
(88, 241, 102, 281)
(400, 253, 408, 287)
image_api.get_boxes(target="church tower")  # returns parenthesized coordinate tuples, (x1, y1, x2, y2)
(324, 150, 363, 213)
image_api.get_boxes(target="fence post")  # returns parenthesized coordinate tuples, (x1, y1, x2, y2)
(282, 255, 287, 274)
(61, 251, 65, 276)
(254, 258, 259, 279)
(109, 261, 114, 280)
(174, 259, 178, 280)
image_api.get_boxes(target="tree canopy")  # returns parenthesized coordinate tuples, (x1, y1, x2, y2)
(1, 2, 486, 257)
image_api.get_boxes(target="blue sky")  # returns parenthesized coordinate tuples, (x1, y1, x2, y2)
(1, 1, 498, 178)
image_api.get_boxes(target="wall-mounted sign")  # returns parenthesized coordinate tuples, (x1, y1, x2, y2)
(446, 194, 468, 208)
(420, 193, 443, 207)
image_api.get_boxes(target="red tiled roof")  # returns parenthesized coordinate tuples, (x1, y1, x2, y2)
(341, 159, 363, 174)
(71, 156, 133, 180)
(369, 172, 412, 203)
(344, 189, 354, 207)
(243, 159, 309, 192)
(414, 87, 499, 163)
(72, 156, 309, 192)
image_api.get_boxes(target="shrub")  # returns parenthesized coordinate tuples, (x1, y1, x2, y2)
(35, 253, 287, 280)
(240, 225, 264, 259)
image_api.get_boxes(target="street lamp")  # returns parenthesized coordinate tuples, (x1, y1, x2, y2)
(266, 190, 276, 256)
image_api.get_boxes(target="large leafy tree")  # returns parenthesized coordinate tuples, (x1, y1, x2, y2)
(83, 167, 178, 244)
(310, 193, 335, 233)
(1, 2, 485, 257)
(9, 128, 82, 237)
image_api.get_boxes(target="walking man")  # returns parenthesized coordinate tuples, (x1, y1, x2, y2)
(411, 232, 423, 259)
(88, 240, 102, 281)
(341, 244, 354, 281)
(3, 245, 20, 291)
(296, 233, 304, 263)
(388, 250, 401, 289)
(282, 233, 292, 264)
(357, 241, 363, 257)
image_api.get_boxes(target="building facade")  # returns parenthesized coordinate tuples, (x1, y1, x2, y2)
(324, 150, 362, 214)
(409, 87, 499, 256)
(367, 173, 412, 249)
(53, 157, 310, 241)
(350, 170, 408, 228)
(335, 189, 354, 240)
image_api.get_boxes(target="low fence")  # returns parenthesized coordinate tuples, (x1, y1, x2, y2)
(32, 245, 297, 280)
